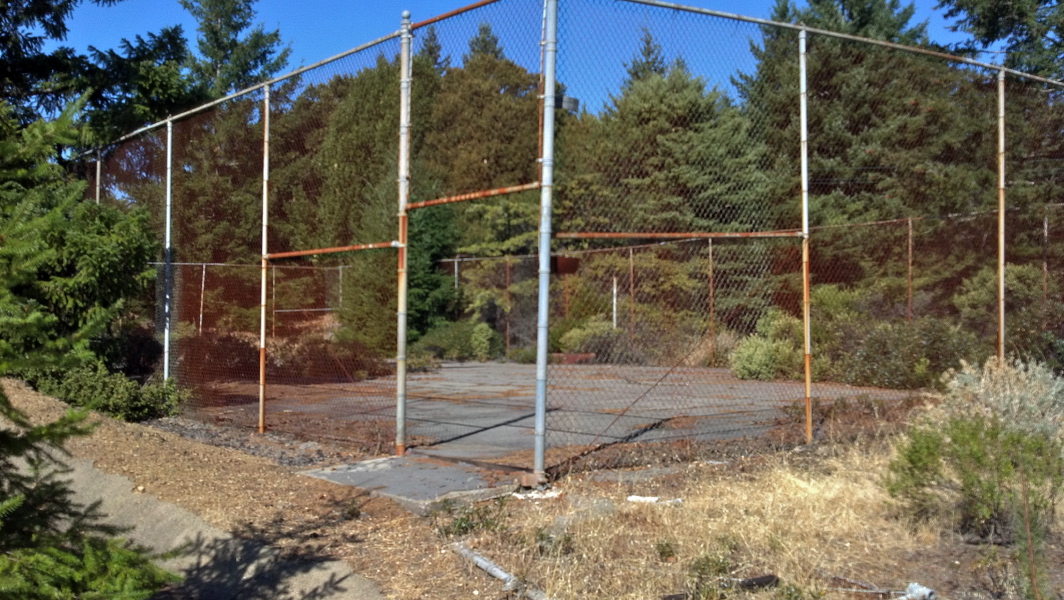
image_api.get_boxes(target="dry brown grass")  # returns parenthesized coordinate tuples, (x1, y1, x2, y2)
(472, 443, 942, 600)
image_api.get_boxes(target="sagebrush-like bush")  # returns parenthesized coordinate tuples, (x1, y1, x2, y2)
(888, 360, 1064, 595)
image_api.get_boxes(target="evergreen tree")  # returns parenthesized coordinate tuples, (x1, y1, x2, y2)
(938, 0, 1064, 79)
(0, 102, 175, 599)
(180, 0, 290, 97)
(417, 25, 450, 73)
(85, 26, 207, 143)
(623, 27, 668, 89)
(736, 0, 1004, 310)
(424, 36, 540, 256)
(559, 32, 770, 236)
(0, 0, 201, 138)
(464, 23, 504, 62)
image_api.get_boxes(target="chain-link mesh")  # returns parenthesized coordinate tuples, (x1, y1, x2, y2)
(82, 0, 1064, 470)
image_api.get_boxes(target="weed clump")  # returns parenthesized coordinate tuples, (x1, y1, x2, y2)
(432, 498, 508, 538)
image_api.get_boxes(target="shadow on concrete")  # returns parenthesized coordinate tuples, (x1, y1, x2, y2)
(154, 531, 353, 600)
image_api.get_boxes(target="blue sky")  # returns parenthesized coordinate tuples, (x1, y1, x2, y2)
(51, 0, 976, 71)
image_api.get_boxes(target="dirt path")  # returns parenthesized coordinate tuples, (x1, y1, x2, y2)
(3, 379, 505, 600)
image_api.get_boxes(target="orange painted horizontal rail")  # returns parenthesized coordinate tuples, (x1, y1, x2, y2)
(555, 230, 803, 240)
(266, 241, 399, 260)
(408, 182, 541, 210)
(411, 0, 503, 30)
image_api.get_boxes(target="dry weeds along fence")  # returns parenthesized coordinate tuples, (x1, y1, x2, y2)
(452, 442, 1063, 600)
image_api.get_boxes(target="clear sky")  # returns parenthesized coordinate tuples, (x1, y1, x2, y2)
(51, 0, 976, 72)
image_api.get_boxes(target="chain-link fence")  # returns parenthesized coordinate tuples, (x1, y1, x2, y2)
(84, 0, 1064, 473)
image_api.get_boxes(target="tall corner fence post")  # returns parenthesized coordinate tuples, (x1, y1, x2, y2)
(259, 84, 271, 434)
(799, 28, 813, 445)
(997, 68, 1006, 363)
(164, 119, 173, 382)
(396, 10, 413, 456)
(533, 0, 559, 480)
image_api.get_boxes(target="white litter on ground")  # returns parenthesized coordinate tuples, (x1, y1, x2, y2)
(627, 495, 682, 505)
(513, 489, 563, 500)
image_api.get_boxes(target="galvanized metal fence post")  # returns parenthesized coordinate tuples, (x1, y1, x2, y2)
(1044, 211, 1049, 317)
(164, 119, 173, 381)
(95, 149, 101, 205)
(907, 217, 913, 322)
(505, 257, 512, 355)
(259, 85, 271, 434)
(396, 10, 413, 455)
(708, 239, 716, 367)
(612, 277, 618, 329)
(799, 29, 813, 444)
(533, 0, 559, 480)
(629, 248, 636, 342)
(997, 69, 1006, 362)
(198, 263, 206, 334)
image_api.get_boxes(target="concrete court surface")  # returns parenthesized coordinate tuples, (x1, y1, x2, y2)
(251, 362, 911, 464)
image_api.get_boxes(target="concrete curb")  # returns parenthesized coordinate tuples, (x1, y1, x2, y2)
(63, 457, 385, 600)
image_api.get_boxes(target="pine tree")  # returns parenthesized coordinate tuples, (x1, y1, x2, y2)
(180, 0, 290, 97)
(417, 26, 450, 73)
(84, 27, 207, 142)
(464, 23, 504, 62)
(735, 0, 1011, 313)
(0, 102, 176, 599)
(623, 27, 668, 89)
(424, 34, 540, 256)
(938, 0, 1064, 80)
(559, 32, 770, 236)
(0, 0, 201, 139)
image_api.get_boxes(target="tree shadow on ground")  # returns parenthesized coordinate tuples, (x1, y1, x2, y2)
(151, 491, 377, 600)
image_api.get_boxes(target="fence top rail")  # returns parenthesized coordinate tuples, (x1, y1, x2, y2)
(621, 0, 1064, 89)
(108, 29, 403, 147)
(410, 0, 505, 30)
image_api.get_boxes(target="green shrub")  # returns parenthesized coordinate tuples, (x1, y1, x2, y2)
(730, 310, 803, 380)
(832, 318, 982, 390)
(559, 318, 643, 364)
(954, 264, 1064, 360)
(411, 320, 476, 361)
(888, 360, 1064, 593)
(36, 364, 185, 422)
(406, 350, 440, 372)
(548, 316, 584, 353)
(729, 335, 801, 380)
(470, 322, 502, 362)
(507, 347, 537, 364)
(810, 285, 984, 390)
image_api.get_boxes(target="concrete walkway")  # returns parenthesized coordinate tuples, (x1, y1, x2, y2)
(64, 456, 386, 600)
